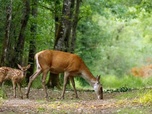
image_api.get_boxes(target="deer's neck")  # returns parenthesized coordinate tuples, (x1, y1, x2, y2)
(81, 68, 96, 87)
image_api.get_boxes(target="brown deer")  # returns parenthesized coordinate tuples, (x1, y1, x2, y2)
(0, 64, 30, 98)
(26, 50, 103, 100)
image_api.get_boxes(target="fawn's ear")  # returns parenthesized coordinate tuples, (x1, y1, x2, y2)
(27, 64, 31, 69)
(17, 64, 22, 70)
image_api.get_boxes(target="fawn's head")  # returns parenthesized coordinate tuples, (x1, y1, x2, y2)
(17, 64, 31, 71)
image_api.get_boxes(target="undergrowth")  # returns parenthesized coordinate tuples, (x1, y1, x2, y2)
(0, 89, 7, 99)
(100, 75, 152, 89)
(23, 75, 152, 93)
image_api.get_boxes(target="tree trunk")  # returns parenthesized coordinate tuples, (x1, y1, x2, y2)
(54, 0, 73, 51)
(14, 0, 30, 66)
(48, 0, 73, 89)
(48, 0, 81, 89)
(70, 0, 80, 53)
(0, 0, 12, 66)
(26, 0, 37, 83)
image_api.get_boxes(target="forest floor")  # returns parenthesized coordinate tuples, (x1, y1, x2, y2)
(0, 88, 152, 114)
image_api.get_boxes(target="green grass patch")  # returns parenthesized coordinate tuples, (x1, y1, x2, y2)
(114, 89, 152, 114)
(0, 89, 7, 99)
(32, 76, 43, 89)
(116, 89, 152, 105)
(116, 105, 151, 114)
(101, 75, 152, 89)
(135, 90, 152, 105)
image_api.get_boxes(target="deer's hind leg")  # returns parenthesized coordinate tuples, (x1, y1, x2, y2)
(26, 69, 42, 98)
(41, 69, 50, 99)
(70, 77, 78, 98)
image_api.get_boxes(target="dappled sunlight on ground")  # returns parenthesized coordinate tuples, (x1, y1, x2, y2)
(0, 88, 152, 114)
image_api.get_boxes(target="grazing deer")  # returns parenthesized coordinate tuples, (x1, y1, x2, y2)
(0, 64, 30, 98)
(26, 50, 103, 100)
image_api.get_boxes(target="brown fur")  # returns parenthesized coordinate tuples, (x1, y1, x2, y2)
(0, 64, 30, 98)
(26, 50, 103, 99)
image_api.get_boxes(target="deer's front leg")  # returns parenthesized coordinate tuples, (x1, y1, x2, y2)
(60, 72, 69, 99)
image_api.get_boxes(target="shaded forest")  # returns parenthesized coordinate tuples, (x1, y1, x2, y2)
(0, 0, 152, 87)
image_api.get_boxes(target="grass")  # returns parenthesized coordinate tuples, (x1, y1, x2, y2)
(0, 88, 7, 99)
(115, 89, 152, 114)
(101, 75, 152, 89)
(136, 90, 152, 105)
(116, 106, 151, 114)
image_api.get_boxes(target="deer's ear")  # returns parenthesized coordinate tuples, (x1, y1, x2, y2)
(96, 75, 100, 81)
(17, 64, 22, 70)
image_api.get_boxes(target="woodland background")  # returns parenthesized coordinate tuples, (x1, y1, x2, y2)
(0, 0, 152, 88)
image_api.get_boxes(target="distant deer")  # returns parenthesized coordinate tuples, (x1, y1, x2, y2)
(26, 50, 103, 100)
(0, 64, 30, 98)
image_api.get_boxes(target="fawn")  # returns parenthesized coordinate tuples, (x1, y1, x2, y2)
(0, 64, 30, 98)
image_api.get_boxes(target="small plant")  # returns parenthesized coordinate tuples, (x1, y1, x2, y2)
(105, 86, 132, 93)
(138, 90, 152, 105)
(0, 89, 7, 99)
(37, 107, 45, 112)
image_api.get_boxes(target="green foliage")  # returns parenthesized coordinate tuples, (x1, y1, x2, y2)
(101, 75, 152, 89)
(1, 0, 152, 88)
(77, 0, 152, 78)
(32, 76, 43, 89)
(0, 89, 7, 99)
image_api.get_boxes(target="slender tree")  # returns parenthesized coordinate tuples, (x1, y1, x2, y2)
(70, 0, 81, 53)
(26, 0, 37, 83)
(13, 0, 30, 66)
(0, 0, 12, 66)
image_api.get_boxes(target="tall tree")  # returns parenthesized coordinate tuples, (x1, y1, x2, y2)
(13, 0, 30, 66)
(0, 0, 12, 66)
(47, 0, 81, 88)
(70, 0, 80, 53)
(54, 0, 81, 52)
(54, 0, 74, 51)
(26, 0, 37, 83)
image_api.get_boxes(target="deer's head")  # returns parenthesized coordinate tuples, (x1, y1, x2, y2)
(94, 76, 103, 100)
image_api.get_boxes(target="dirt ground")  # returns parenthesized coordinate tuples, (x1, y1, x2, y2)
(0, 88, 152, 114)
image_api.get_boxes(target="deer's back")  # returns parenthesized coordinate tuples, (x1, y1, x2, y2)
(36, 50, 84, 74)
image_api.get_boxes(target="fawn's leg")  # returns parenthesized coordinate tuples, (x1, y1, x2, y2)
(17, 82, 23, 99)
(12, 81, 17, 98)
